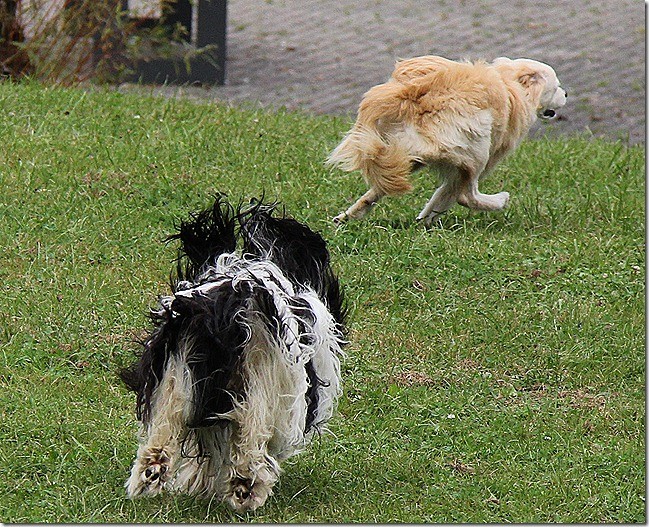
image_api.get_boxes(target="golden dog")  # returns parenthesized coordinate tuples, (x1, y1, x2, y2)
(327, 56, 567, 225)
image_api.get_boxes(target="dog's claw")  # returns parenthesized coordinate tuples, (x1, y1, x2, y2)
(421, 211, 445, 228)
(332, 212, 348, 224)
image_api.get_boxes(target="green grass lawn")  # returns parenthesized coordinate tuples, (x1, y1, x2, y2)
(0, 80, 644, 523)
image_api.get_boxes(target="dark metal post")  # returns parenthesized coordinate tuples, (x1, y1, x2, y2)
(132, 0, 227, 85)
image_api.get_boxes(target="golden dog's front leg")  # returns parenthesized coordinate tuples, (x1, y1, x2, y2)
(455, 150, 511, 212)
(457, 172, 510, 211)
(417, 165, 463, 226)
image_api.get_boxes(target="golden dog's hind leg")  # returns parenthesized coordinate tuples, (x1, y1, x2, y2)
(333, 187, 384, 223)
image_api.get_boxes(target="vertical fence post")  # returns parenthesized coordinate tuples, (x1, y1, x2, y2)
(130, 0, 227, 85)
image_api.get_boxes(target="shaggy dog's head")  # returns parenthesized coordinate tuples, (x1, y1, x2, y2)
(493, 57, 567, 119)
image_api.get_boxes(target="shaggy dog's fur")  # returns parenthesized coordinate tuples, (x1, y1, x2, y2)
(120, 196, 346, 512)
(327, 55, 567, 225)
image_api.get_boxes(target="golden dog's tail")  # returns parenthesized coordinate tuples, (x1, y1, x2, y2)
(326, 84, 419, 196)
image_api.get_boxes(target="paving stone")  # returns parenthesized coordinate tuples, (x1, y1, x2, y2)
(130, 0, 645, 144)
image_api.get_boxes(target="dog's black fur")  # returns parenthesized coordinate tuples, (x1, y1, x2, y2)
(119, 196, 346, 432)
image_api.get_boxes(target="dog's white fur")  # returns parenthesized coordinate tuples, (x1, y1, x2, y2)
(327, 55, 567, 225)
(124, 250, 344, 512)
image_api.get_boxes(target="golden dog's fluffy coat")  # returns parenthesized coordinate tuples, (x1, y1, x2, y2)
(327, 56, 567, 225)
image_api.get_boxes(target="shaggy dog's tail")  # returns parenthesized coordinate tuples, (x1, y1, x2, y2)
(326, 83, 421, 196)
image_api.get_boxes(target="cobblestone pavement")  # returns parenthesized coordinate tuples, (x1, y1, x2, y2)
(135, 0, 645, 144)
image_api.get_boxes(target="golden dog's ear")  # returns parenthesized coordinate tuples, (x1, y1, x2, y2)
(517, 67, 544, 88)
(516, 66, 546, 104)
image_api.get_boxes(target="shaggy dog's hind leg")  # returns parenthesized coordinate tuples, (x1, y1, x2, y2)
(226, 453, 280, 513)
(222, 337, 301, 512)
(224, 408, 281, 512)
(125, 356, 193, 497)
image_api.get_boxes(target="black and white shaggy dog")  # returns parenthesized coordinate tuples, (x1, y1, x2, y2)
(119, 196, 346, 512)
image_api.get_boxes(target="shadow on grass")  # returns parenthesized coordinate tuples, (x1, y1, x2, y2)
(366, 211, 520, 235)
(370, 217, 416, 230)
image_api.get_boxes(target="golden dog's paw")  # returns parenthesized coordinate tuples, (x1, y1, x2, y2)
(496, 191, 510, 209)
(332, 212, 349, 224)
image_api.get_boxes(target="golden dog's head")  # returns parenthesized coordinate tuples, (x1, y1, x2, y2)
(493, 57, 567, 119)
